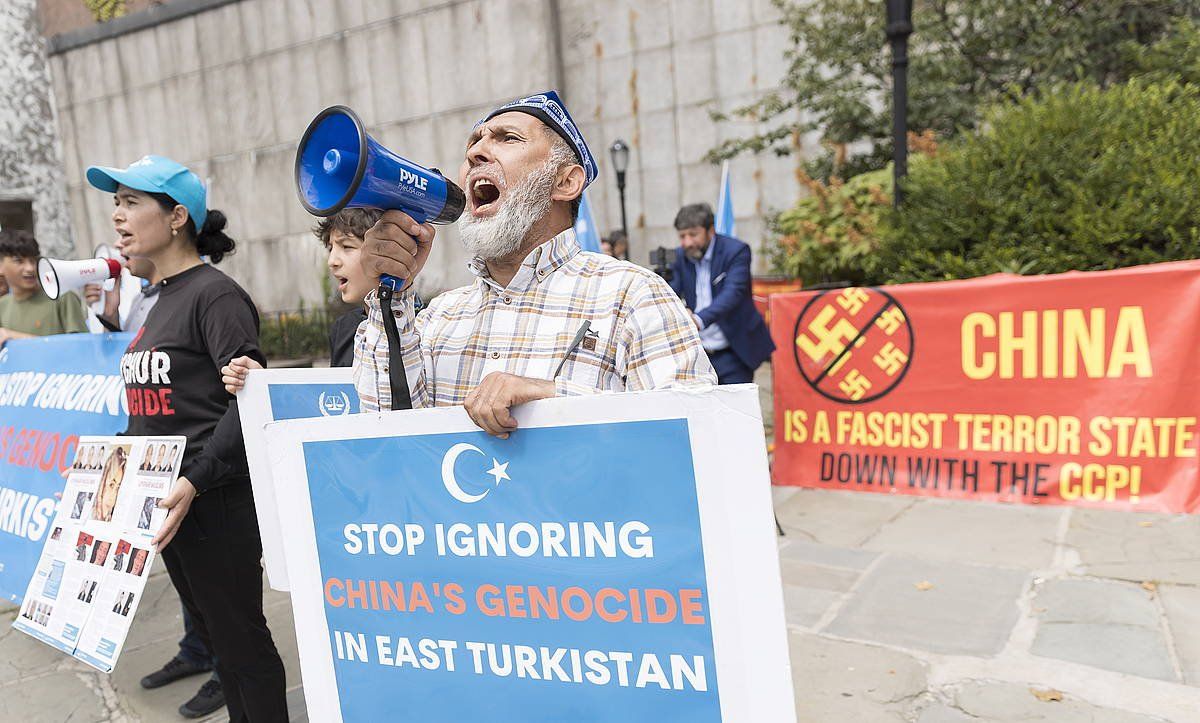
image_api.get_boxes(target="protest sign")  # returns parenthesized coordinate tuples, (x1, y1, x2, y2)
(238, 367, 359, 590)
(265, 385, 793, 722)
(12, 435, 183, 672)
(771, 261, 1200, 513)
(0, 333, 132, 603)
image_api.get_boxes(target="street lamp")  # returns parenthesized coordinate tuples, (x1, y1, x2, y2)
(609, 139, 630, 260)
(885, 0, 912, 208)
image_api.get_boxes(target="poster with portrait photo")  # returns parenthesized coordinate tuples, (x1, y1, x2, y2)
(70, 442, 105, 473)
(15, 434, 184, 672)
(124, 546, 150, 577)
(135, 439, 183, 492)
(91, 443, 132, 523)
(88, 538, 111, 567)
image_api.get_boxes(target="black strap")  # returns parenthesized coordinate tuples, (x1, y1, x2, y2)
(377, 286, 413, 410)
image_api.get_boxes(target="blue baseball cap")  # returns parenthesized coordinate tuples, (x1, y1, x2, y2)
(481, 90, 598, 188)
(86, 155, 207, 230)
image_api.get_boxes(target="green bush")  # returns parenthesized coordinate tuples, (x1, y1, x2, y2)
(766, 167, 892, 285)
(259, 304, 333, 362)
(874, 80, 1200, 283)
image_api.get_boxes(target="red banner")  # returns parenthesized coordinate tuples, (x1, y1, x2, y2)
(770, 261, 1200, 513)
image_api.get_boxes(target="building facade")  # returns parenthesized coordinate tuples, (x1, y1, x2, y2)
(38, 0, 800, 310)
(1, 0, 73, 255)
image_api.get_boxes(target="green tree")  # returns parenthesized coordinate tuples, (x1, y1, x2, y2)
(709, 0, 1197, 178)
(874, 79, 1200, 283)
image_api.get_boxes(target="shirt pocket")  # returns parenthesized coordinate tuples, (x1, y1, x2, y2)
(557, 322, 616, 389)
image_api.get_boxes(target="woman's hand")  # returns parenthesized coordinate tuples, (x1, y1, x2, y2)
(153, 476, 197, 550)
(221, 356, 263, 395)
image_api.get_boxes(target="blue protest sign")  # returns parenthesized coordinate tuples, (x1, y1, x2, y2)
(0, 334, 131, 603)
(268, 383, 359, 421)
(239, 368, 359, 591)
(266, 387, 796, 722)
(307, 419, 719, 719)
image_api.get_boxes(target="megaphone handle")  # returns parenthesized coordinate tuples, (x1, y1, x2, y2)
(378, 282, 413, 411)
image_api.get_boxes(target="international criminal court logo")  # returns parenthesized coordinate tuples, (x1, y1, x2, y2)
(317, 390, 352, 416)
(792, 287, 914, 404)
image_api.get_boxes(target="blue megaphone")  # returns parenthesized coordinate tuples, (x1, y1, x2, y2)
(294, 105, 465, 290)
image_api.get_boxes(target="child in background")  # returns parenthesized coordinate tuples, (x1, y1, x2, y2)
(221, 208, 386, 388)
(0, 230, 87, 343)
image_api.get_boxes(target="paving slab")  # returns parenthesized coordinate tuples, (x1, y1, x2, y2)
(775, 488, 917, 547)
(927, 679, 1170, 722)
(779, 558, 862, 592)
(1031, 578, 1174, 681)
(825, 556, 1027, 656)
(782, 584, 841, 628)
(1066, 508, 1200, 585)
(788, 630, 925, 722)
(778, 538, 881, 571)
(0, 669, 111, 721)
(862, 499, 1061, 569)
(1158, 584, 1200, 687)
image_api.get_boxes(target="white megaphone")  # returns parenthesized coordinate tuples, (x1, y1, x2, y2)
(38, 255, 122, 300)
(93, 244, 121, 292)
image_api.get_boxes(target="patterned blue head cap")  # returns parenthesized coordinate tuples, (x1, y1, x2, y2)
(482, 90, 598, 188)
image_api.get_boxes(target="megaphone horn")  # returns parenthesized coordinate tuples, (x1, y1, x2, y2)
(295, 105, 466, 290)
(38, 257, 122, 300)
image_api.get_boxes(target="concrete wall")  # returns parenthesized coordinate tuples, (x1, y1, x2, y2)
(1, 0, 73, 255)
(44, 0, 800, 311)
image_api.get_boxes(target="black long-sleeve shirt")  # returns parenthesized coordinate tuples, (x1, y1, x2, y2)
(120, 264, 265, 493)
(328, 307, 366, 368)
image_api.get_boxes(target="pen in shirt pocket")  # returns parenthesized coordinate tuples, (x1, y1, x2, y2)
(713, 272, 727, 285)
(554, 320, 593, 378)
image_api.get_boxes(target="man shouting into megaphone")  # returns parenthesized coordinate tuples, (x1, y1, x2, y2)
(354, 91, 715, 435)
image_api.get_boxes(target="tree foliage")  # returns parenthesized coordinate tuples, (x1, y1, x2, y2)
(875, 79, 1200, 282)
(709, 0, 1197, 178)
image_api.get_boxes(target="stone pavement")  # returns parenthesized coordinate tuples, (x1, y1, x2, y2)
(776, 487, 1200, 722)
(2, 487, 1197, 721)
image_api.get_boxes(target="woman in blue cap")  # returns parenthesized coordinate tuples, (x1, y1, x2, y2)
(86, 155, 287, 722)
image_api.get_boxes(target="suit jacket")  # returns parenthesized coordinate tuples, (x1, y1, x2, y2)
(669, 233, 775, 371)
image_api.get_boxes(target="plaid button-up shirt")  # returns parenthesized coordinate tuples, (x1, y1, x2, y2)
(353, 228, 716, 411)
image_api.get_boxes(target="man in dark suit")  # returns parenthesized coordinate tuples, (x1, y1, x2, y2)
(669, 203, 775, 384)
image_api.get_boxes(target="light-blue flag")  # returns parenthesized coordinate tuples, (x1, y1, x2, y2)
(573, 190, 602, 252)
(715, 160, 735, 237)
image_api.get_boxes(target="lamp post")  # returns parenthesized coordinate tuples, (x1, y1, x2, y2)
(885, 0, 912, 208)
(609, 139, 630, 260)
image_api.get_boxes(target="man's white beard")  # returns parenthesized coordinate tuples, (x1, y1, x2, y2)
(459, 159, 556, 261)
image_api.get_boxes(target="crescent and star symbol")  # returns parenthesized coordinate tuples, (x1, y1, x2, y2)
(440, 442, 512, 504)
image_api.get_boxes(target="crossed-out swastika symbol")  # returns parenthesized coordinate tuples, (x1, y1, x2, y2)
(792, 287, 914, 404)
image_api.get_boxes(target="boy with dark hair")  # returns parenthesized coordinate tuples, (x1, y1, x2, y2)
(220, 208, 394, 389)
(313, 208, 385, 366)
(0, 230, 87, 343)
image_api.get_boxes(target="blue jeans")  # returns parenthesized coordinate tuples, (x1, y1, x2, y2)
(177, 603, 217, 669)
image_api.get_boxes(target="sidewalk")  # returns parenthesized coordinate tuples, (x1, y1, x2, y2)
(775, 487, 1200, 722)
(3, 487, 1196, 721)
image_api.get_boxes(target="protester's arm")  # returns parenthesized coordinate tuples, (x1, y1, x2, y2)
(84, 284, 121, 331)
(221, 356, 264, 395)
(0, 328, 34, 344)
(58, 292, 89, 334)
(695, 244, 752, 329)
(184, 290, 267, 494)
(353, 210, 435, 412)
(355, 288, 431, 411)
